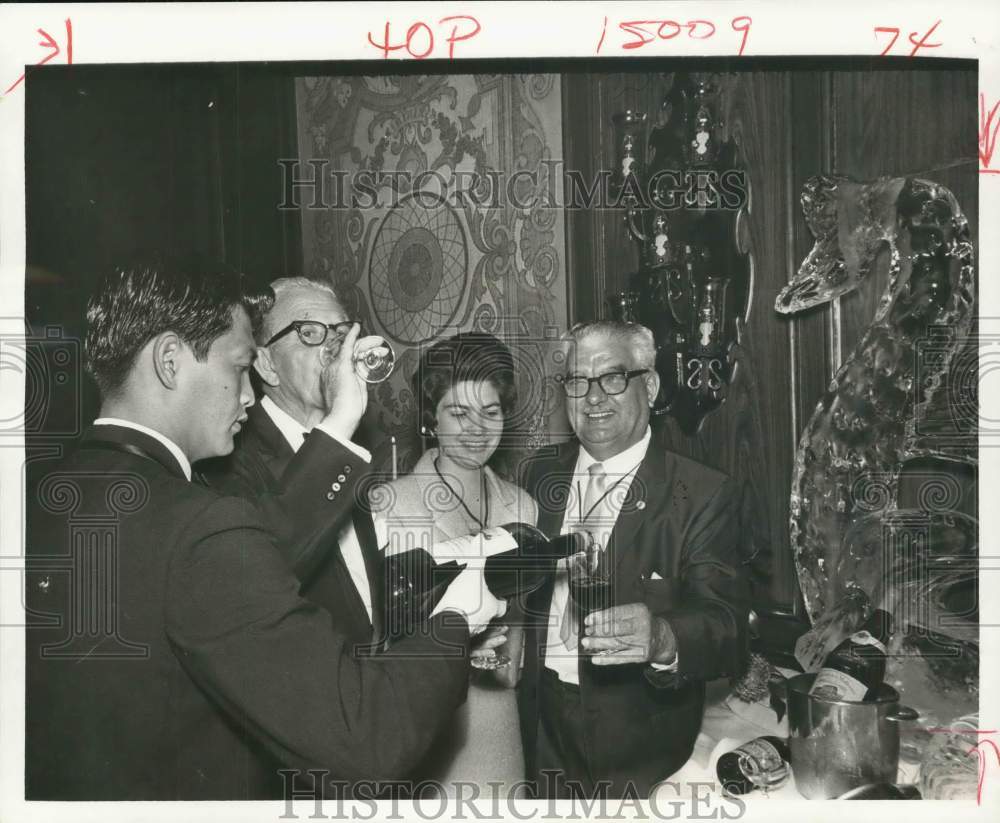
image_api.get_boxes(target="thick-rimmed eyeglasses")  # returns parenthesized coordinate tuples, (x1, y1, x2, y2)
(556, 369, 649, 398)
(264, 319, 360, 348)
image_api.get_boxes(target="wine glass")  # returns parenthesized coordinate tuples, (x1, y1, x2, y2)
(470, 650, 510, 671)
(320, 333, 395, 384)
(567, 531, 613, 655)
(353, 337, 395, 383)
(470, 620, 511, 671)
(740, 749, 790, 797)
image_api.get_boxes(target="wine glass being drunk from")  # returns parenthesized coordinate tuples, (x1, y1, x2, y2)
(311, 321, 395, 384)
(353, 337, 395, 383)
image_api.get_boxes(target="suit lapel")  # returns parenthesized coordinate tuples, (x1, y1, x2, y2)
(353, 508, 384, 641)
(534, 445, 578, 540)
(605, 440, 672, 583)
(244, 403, 295, 482)
(529, 444, 578, 650)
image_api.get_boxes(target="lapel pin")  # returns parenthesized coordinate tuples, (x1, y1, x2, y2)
(637, 500, 646, 511)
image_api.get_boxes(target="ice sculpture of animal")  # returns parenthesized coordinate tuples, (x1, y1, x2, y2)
(775, 175, 976, 640)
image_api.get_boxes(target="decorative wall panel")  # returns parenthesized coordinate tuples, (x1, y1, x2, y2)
(295, 74, 568, 473)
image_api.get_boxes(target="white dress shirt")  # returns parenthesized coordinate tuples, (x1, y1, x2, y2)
(260, 396, 374, 622)
(94, 417, 192, 481)
(544, 427, 676, 684)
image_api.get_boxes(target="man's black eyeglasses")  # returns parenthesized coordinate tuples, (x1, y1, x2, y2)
(556, 369, 649, 398)
(264, 319, 360, 348)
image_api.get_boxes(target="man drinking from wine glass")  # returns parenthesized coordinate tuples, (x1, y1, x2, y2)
(202, 277, 394, 645)
(516, 320, 750, 798)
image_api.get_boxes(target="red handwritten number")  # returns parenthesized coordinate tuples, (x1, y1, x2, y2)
(687, 20, 716, 40)
(875, 20, 942, 57)
(907, 19, 942, 56)
(980, 93, 1000, 174)
(368, 16, 480, 60)
(3, 17, 73, 96)
(617, 17, 747, 52)
(405, 22, 434, 59)
(968, 739, 1000, 805)
(874, 27, 900, 56)
(619, 21, 657, 50)
(366, 22, 404, 59)
(596, 16, 608, 54)
(658, 21, 682, 40)
(732, 16, 751, 56)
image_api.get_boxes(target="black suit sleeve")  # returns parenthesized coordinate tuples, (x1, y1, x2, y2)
(165, 495, 470, 782)
(210, 429, 368, 580)
(645, 477, 749, 688)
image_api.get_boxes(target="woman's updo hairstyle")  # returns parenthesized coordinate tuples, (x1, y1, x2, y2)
(414, 332, 517, 442)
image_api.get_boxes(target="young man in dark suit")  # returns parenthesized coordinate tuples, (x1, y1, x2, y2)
(25, 261, 504, 800)
(516, 320, 749, 798)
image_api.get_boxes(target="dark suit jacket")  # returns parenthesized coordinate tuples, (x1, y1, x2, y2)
(25, 423, 470, 800)
(517, 435, 749, 795)
(200, 402, 384, 650)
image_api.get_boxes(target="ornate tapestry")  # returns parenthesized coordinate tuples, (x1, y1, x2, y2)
(295, 74, 569, 475)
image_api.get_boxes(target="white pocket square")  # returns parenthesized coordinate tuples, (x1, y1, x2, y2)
(650, 571, 663, 580)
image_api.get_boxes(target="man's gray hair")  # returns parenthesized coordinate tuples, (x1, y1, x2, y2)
(561, 320, 657, 371)
(258, 276, 342, 344)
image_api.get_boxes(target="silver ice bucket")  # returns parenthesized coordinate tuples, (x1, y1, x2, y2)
(785, 673, 919, 799)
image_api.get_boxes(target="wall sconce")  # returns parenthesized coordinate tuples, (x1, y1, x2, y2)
(608, 73, 752, 435)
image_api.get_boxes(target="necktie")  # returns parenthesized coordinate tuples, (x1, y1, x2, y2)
(559, 462, 607, 650)
(582, 462, 608, 525)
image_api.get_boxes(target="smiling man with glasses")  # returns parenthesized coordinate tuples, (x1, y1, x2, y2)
(515, 320, 749, 798)
(554, 322, 659, 463)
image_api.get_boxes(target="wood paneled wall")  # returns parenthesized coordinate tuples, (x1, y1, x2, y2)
(563, 62, 977, 614)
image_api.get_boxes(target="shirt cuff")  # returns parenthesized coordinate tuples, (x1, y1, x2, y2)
(312, 421, 372, 463)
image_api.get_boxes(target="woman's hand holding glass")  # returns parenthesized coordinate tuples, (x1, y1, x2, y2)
(470, 623, 510, 670)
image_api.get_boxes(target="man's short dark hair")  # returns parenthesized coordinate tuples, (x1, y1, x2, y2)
(84, 258, 274, 397)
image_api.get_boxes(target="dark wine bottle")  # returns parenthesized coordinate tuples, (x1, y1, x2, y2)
(809, 609, 892, 701)
(383, 547, 464, 641)
(715, 736, 791, 795)
(838, 783, 922, 799)
(382, 524, 584, 641)
(481, 523, 585, 599)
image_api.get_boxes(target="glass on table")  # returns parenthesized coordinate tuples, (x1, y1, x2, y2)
(740, 748, 790, 796)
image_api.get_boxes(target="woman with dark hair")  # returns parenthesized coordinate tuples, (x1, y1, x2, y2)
(371, 331, 535, 795)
